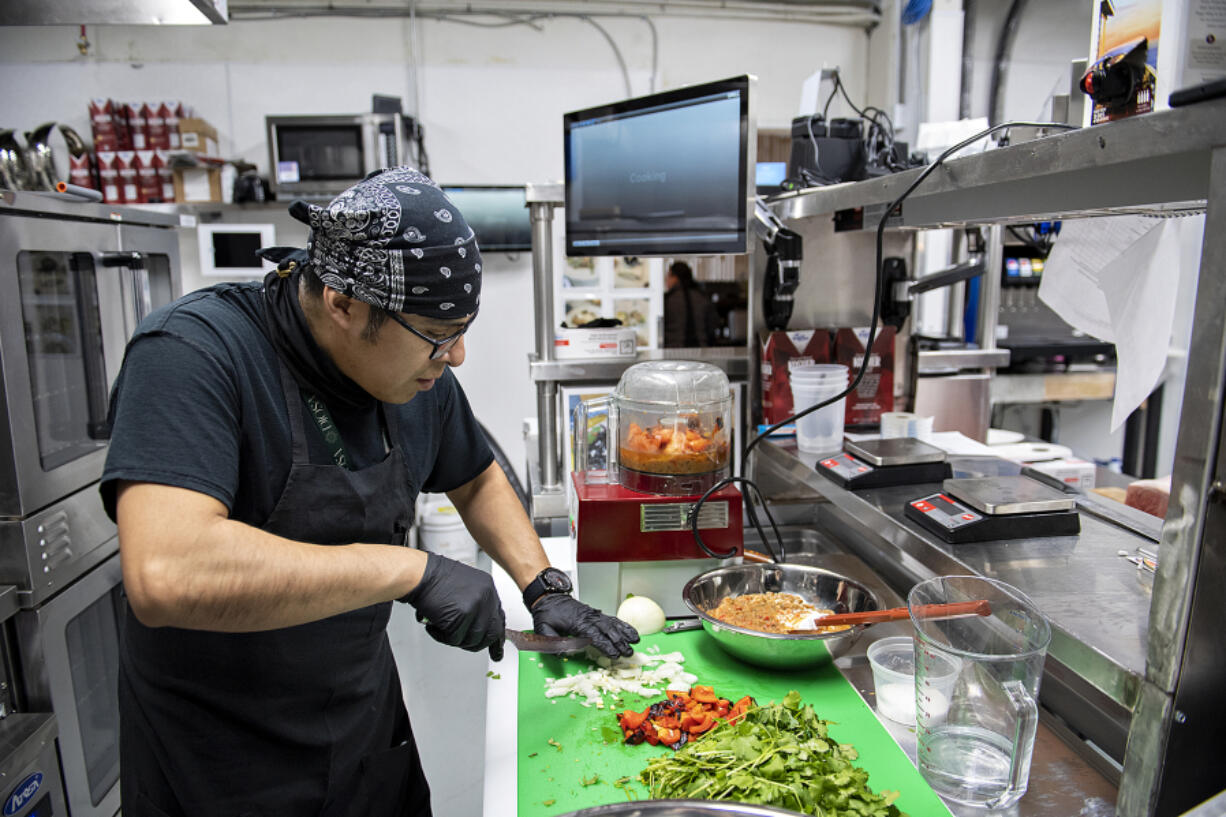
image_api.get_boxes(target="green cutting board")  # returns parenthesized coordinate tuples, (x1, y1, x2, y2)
(516, 630, 953, 817)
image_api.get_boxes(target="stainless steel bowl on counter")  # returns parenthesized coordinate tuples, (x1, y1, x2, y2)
(682, 563, 881, 669)
(559, 798, 809, 816)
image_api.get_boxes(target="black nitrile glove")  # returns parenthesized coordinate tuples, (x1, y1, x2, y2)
(403, 551, 506, 661)
(531, 593, 639, 658)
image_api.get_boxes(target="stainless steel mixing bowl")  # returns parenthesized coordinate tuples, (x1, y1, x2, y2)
(682, 563, 881, 669)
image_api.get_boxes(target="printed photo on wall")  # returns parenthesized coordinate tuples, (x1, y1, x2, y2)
(613, 256, 650, 288)
(614, 298, 650, 346)
(563, 256, 599, 288)
(563, 298, 603, 327)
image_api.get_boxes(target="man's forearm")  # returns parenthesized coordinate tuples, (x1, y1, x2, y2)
(117, 482, 428, 632)
(447, 462, 550, 593)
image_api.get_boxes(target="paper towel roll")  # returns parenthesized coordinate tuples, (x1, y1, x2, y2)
(880, 412, 935, 440)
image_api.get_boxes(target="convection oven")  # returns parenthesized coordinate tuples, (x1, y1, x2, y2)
(1, 190, 182, 817)
(1, 190, 178, 596)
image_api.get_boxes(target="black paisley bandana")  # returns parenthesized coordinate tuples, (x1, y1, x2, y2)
(287, 167, 482, 320)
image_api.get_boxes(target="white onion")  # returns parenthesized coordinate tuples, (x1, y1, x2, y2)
(616, 595, 667, 636)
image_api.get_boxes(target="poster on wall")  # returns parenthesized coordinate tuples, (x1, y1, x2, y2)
(613, 256, 650, 288)
(1086, 0, 1161, 124)
(563, 297, 603, 327)
(613, 297, 650, 346)
(562, 256, 599, 288)
(1181, 0, 1226, 84)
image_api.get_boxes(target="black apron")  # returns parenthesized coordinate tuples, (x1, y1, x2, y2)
(119, 360, 429, 817)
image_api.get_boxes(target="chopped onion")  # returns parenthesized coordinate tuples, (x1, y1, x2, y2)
(543, 650, 696, 708)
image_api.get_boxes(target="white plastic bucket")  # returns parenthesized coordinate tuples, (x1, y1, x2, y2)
(791, 364, 848, 453)
(417, 501, 478, 566)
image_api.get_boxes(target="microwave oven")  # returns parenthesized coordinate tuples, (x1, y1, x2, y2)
(266, 113, 404, 198)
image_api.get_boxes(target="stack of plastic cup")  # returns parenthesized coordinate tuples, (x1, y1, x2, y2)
(789, 363, 849, 453)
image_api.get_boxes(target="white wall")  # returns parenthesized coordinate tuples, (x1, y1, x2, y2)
(962, 0, 1092, 122)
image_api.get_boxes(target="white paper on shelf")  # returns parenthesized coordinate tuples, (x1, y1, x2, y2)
(1039, 214, 1204, 431)
(923, 431, 1000, 458)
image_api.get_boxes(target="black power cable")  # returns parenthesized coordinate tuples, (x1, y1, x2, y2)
(688, 475, 786, 563)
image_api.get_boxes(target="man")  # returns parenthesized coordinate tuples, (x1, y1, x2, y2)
(102, 167, 638, 817)
(662, 260, 718, 347)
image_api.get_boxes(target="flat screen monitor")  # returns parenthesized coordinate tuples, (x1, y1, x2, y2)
(442, 185, 532, 252)
(564, 75, 752, 257)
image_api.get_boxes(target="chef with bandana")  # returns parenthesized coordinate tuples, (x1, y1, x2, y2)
(101, 167, 638, 817)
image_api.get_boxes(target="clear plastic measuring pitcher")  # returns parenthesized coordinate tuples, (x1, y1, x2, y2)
(908, 576, 1051, 809)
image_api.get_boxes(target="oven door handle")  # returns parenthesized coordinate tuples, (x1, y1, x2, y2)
(102, 250, 154, 326)
(73, 253, 112, 440)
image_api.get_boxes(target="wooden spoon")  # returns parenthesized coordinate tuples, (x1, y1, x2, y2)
(788, 599, 991, 632)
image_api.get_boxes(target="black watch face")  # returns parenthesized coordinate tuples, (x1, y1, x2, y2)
(542, 569, 571, 592)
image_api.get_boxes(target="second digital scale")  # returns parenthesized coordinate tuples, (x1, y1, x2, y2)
(905, 475, 1081, 544)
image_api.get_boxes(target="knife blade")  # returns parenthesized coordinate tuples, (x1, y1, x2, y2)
(504, 628, 592, 654)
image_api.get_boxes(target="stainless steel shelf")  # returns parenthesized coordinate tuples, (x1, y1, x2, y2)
(529, 347, 751, 383)
(768, 99, 1225, 229)
(1, 190, 181, 228)
(917, 348, 1011, 372)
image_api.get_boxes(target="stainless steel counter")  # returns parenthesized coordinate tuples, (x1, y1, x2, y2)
(753, 441, 1148, 771)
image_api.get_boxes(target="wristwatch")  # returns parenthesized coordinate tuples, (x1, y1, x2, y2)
(523, 567, 573, 609)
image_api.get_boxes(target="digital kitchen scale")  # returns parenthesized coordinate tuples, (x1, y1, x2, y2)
(905, 476, 1080, 543)
(816, 438, 952, 490)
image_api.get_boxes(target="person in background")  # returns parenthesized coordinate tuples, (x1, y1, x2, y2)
(103, 167, 638, 817)
(663, 260, 719, 347)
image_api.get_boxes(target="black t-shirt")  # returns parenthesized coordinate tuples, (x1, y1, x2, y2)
(101, 281, 493, 528)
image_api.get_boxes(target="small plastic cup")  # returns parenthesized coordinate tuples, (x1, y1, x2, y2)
(866, 636, 958, 726)
(790, 365, 848, 453)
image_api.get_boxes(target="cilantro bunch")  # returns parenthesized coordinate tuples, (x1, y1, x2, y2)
(640, 690, 904, 816)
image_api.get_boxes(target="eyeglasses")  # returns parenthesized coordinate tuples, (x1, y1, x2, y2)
(384, 309, 477, 360)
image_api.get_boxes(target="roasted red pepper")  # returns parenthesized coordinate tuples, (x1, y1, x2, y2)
(615, 686, 755, 750)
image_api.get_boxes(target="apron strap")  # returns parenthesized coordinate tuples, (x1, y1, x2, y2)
(379, 401, 398, 454)
(304, 392, 352, 469)
(276, 359, 315, 467)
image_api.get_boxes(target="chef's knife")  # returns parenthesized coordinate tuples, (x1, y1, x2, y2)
(504, 628, 592, 654)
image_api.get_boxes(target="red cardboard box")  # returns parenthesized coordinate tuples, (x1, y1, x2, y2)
(69, 153, 96, 191)
(96, 151, 120, 203)
(135, 150, 162, 203)
(146, 102, 168, 150)
(114, 105, 132, 152)
(760, 329, 835, 423)
(161, 101, 181, 150)
(153, 150, 175, 202)
(89, 98, 118, 151)
(833, 326, 895, 427)
(115, 151, 138, 203)
(125, 103, 148, 150)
